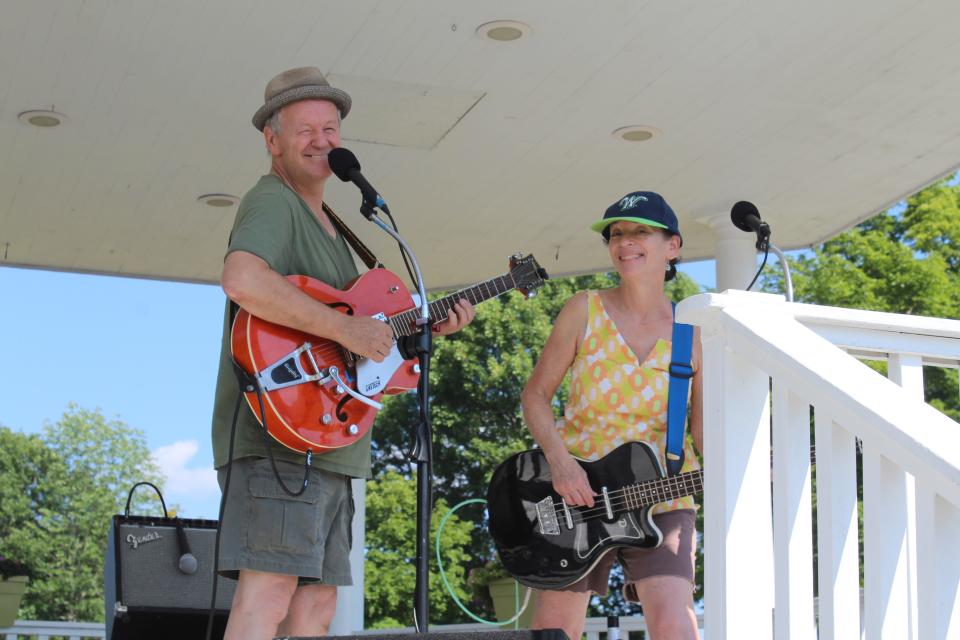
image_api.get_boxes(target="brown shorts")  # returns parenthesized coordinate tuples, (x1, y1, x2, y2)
(216, 457, 355, 585)
(561, 509, 697, 599)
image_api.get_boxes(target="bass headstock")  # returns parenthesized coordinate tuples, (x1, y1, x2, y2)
(509, 253, 549, 298)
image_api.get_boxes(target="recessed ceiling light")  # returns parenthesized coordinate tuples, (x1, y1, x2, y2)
(476, 20, 531, 42)
(197, 193, 240, 208)
(612, 125, 660, 142)
(18, 109, 68, 128)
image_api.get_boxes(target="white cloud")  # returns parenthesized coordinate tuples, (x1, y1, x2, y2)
(151, 440, 219, 496)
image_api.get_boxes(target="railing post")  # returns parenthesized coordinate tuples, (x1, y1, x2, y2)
(814, 411, 861, 639)
(888, 352, 924, 625)
(863, 442, 913, 638)
(860, 353, 923, 639)
(916, 487, 960, 640)
(772, 386, 816, 640)
(701, 324, 773, 639)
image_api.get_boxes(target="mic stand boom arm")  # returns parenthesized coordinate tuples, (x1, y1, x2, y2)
(766, 242, 794, 302)
(363, 209, 434, 632)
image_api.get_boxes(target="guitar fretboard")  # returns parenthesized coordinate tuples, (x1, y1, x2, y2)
(624, 470, 704, 509)
(388, 273, 516, 337)
(621, 442, 828, 510)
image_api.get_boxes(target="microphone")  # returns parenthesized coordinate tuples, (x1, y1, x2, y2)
(173, 518, 198, 575)
(327, 148, 386, 214)
(730, 201, 771, 249)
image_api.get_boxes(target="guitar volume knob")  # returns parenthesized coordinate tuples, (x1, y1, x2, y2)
(347, 424, 359, 435)
(321, 414, 332, 425)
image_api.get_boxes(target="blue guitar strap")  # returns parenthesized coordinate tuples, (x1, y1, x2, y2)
(666, 303, 694, 476)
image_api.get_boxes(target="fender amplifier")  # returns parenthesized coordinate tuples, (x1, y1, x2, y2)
(104, 514, 236, 640)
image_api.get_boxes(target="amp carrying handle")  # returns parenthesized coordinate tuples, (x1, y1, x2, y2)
(124, 481, 169, 518)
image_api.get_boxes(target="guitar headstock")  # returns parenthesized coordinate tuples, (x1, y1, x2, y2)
(509, 253, 549, 298)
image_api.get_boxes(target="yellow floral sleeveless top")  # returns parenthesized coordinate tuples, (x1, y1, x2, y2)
(558, 290, 700, 514)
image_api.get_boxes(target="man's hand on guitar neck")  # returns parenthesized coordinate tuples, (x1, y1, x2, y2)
(431, 299, 476, 336)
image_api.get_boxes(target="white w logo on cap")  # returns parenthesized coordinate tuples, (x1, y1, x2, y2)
(619, 194, 648, 211)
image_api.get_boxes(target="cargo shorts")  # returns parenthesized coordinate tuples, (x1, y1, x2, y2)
(216, 457, 355, 585)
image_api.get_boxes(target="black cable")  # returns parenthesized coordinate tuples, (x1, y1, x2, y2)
(253, 384, 312, 497)
(745, 243, 770, 292)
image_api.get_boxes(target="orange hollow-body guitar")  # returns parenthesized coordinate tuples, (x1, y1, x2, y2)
(231, 254, 547, 453)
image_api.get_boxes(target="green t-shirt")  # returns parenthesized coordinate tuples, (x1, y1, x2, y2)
(210, 174, 372, 478)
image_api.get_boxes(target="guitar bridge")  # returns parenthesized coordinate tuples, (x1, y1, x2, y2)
(255, 342, 330, 392)
(535, 496, 561, 536)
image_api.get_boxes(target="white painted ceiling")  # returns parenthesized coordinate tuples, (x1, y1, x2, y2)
(2, 0, 959, 290)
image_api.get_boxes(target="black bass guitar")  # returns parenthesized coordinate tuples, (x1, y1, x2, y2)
(486, 441, 701, 590)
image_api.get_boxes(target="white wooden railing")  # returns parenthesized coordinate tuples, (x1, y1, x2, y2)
(678, 291, 960, 640)
(0, 620, 105, 639)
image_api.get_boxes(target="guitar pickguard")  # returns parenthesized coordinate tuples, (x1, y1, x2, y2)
(573, 511, 646, 560)
(355, 297, 422, 396)
(355, 349, 405, 396)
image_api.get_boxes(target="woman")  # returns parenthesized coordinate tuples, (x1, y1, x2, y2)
(521, 191, 703, 640)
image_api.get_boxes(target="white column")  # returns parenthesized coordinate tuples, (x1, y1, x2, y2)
(328, 478, 366, 633)
(695, 215, 759, 292)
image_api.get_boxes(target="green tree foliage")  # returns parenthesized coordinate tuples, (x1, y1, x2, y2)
(368, 268, 702, 624)
(364, 470, 474, 627)
(0, 406, 163, 622)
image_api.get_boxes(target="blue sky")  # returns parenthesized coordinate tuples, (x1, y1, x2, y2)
(0, 259, 718, 519)
(0, 267, 226, 518)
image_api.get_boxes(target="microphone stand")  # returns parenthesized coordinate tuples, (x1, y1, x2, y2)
(359, 200, 434, 632)
(766, 242, 794, 302)
(747, 226, 794, 302)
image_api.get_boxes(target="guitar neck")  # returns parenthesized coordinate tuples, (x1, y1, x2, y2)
(627, 442, 831, 509)
(628, 469, 704, 509)
(389, 273, 518, 337)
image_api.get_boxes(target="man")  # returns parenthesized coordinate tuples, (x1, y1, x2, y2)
(210, 67, 474, 640)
